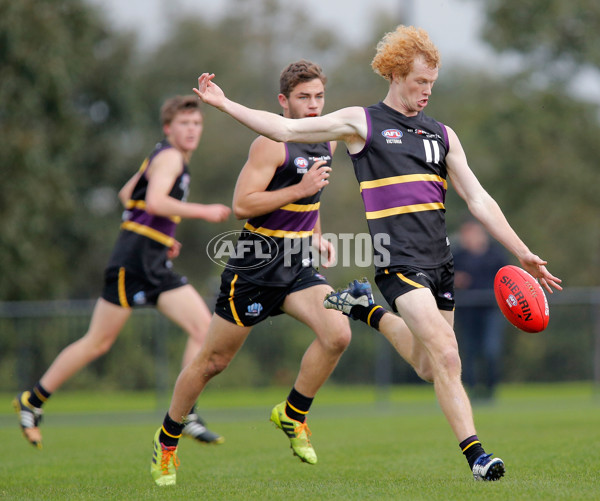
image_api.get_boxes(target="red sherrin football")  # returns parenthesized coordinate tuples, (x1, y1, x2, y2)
(494, 265, 549, 333)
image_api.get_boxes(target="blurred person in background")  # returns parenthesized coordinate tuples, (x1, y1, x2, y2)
(453, 219, 509, 401)
(150, 60, 351, 487)
(13, 95, 231, 450)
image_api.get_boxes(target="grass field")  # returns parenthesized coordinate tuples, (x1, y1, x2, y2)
(1, 383, 599, 500)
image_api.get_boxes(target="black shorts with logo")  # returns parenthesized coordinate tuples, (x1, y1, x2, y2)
(214, 266, 328, 327)
(101, 265, 187, 308)
(375, 260, 455, 312)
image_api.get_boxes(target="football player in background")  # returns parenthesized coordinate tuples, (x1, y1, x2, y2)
(14, 95, 231, 449)
(151, 61, 352, 486)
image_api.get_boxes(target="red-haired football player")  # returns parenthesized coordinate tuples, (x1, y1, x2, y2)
(192, 25, 562, 483)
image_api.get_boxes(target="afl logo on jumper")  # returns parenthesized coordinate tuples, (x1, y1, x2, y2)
(382, 129, 403, 144)
(294, 157, 309, 173)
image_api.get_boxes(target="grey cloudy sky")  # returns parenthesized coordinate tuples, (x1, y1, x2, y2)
(87, 0, 494, 66)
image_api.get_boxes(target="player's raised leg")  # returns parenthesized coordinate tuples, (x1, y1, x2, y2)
(324, 278, 423, 373)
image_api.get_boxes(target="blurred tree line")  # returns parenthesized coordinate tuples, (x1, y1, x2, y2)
(1, 0, 599, 388)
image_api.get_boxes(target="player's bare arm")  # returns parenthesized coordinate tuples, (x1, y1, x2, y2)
(312, 216, 335, 268)
(445, 125, 562, 292)
(146, 149, 231, 222)
(194, 73, 367, 150)
(233, 136, 330, 220)
(118, 171, 142, 207)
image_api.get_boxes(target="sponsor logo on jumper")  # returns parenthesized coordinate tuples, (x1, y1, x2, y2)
(382, 129, 403, 144)
(294, 157, 309, 173)
(408, 128, 441, 140)
(309, 155, 331, 163)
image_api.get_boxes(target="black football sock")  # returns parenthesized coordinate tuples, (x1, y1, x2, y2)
(460, 435, 486, 469)
(349, 304, 387, 330)
(159, 413, 185, 447)
(285, 387, 313, 423)
(28, 382, 51, 408)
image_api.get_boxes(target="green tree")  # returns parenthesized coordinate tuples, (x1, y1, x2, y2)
(482, 0, 600, 69)
(466, 0, 600, 285)
(0, 0, 140, 299)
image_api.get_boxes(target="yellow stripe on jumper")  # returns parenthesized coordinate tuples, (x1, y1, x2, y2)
(243, 222, 313, 239)
(280, 202, 321, 212)
(365, 202, 445, 220)
(124, 200, 181, 224)
(121, 221, 175, 247)
(359, 174, 447, 192)
(138, 157, 149, 174)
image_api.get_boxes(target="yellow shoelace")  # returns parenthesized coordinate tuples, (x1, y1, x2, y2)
(160, 445, 180, 475)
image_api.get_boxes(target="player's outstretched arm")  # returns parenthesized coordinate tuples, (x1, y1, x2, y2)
(193, 73, 366, 146)
(194, 73, 291, 142)
(445, 125, 562, 294)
